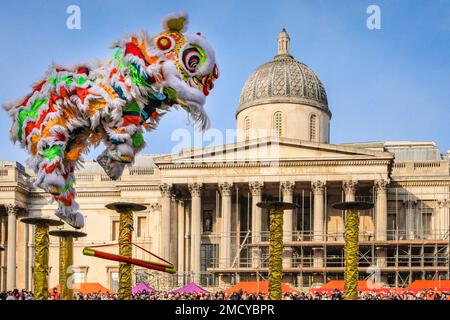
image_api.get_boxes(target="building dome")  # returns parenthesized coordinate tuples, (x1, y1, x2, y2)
(236, 29, 330, 117)
(236, 29, 331, 144)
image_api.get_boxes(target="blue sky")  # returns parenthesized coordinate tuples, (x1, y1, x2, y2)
(0, 0, 449, 163)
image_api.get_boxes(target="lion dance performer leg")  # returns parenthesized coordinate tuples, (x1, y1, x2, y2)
(3, 12, 218, 229)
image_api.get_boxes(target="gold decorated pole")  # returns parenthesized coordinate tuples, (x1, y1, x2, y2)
(344, 209, 359, 300)
(119, 209, 133, 300)
(332, 202, 374, 300)
(106, 202, 146, 300)
(34, 225, 49, 300)
(21, 217, 64, 300)
(49, 230, 87, 300)
(257, 202, 297, 300)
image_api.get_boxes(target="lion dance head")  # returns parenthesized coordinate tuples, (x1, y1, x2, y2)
(152, 13, 219, 128)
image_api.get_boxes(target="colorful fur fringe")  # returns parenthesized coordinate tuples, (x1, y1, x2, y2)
(3, 12, 218, 229)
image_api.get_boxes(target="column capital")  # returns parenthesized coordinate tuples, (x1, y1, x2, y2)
(437, 199, 450, 208)
(219, 182, 233, 197)
(374, 179, 390, 192)
(403, 199, 418, 208)
(249, 181, 264, 197)
(343, 180, 358, 195)
(188, 182, 203, 197)
(6, 204, 17, 216)
(280, 181, 295, 195)
(311, 180, 325, 195)
(149, 202, 161, 211)
(159, 183, 173, 197)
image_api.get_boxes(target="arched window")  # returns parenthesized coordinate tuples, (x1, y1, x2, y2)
(273, 112, 283, 137)
(244, 116, 251, 141)
(309, 114, 317, 141)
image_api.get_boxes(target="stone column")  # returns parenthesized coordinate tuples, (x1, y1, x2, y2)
(311, 180, 325, 284)
(177, 201, 185, 282)
(159, 183, 172, 261)
(312, 181, 325, 286)
(375, 180, 389, 241)
(150, 203, 161, 255)
(404, 200, 417, 240)
(437, 200, 449, 240)
(444, 200, 450, 240)
(184, 201, 191, 280)
(188, 183, 202, 284)
(6, 204, 17, 290)
(170, 196, 180, 272)
(397, 201, 406, 239)
(219, 182, 233, 269)
(281, 181, 294, 269)
(433, 201, 440, 239)
(375, 180, 389, 275)
(312, 181, 325, 241)
(250, 181, 263, 268)
(415, 200, 422, 238)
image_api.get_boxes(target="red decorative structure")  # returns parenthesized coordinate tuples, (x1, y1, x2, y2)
(83, 245, 175, 274)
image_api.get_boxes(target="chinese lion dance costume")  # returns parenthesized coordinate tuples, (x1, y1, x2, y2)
(3, 12, 218, 229)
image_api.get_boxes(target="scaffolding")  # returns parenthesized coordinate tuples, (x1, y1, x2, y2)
(205, 186, 450, 288)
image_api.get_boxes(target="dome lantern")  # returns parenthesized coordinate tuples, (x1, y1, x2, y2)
(277, 28, 291, 57)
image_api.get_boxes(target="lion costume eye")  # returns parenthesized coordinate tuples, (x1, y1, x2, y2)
(156, 35, 175, 51)
(182, 46, 205, 73)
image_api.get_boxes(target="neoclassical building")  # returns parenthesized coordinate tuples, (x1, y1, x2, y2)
(1, 30, 449, 291)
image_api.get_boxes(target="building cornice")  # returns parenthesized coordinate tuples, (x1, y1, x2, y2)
(157, 159, 392, 170)
(118, 185, 159, 192)
(390, 180, 450, 187)
(236, 97, 332, 119)
(77, 191, 121, 198)
(0, 184, 30, 193)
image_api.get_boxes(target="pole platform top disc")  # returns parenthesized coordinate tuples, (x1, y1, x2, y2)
(106, 202, 147, 212)
(332, 201, 374, 211)
(256, 201, 297, 210)
(49, 230, 87, 238)
(0, 245, 4, 251)
(21, 217, 64, 227)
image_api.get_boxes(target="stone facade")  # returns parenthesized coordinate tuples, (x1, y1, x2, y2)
(0, 30, 449, 291)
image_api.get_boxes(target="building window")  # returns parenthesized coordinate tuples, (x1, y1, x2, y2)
(244, 116, 250, 141)
(309, 114, 317, 141)
(112, 220, 120, 241)
(137, 216, 147, 238)
(273, 112, 283, 137)
(200, 244, 218, 285)
(110, 272, 119, 292)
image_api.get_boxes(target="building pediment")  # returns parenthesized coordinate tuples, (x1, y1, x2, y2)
(153, 137, 394, 167)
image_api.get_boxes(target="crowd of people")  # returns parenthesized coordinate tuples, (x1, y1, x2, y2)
(1, 288, 449, 300)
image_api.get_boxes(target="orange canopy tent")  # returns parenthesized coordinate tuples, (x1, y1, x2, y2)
(224, 281, 294, 295)
(310, 280, 390, 293)
(50, 282, 112, 294)
(407, 280, 450, 292)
